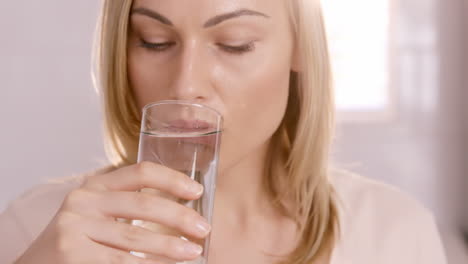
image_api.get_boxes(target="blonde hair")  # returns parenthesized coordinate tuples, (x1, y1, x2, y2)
(93, 0, 340, 263)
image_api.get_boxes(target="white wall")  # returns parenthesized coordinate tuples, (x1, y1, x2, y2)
(0, 1, 106, 211)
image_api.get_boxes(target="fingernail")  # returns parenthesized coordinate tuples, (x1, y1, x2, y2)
(184, 242, 203, 256)
(188, 182, 204, 196)
(195, 220, 211, 236)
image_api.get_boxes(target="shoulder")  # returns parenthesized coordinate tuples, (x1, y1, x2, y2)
(330, 169, 430, 220)
(0, 166, 117, 263)
(0, 166, 115, 240)
(329, 169, 447, 264)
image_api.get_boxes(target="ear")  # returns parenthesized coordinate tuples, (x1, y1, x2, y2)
(290, 44, 301, 72)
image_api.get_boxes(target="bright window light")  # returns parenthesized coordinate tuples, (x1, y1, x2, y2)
(322, 0, 390, 111)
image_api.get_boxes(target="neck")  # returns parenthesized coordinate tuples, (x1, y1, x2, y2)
(215, 140, 280, 227)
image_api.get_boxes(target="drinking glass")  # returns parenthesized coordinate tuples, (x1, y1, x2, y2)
(131, 100, 223, 264)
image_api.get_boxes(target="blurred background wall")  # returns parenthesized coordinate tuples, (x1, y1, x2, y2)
(0, 0, 466, 263)
(0, 0, 106, 211)
(329, 0, 467, 262)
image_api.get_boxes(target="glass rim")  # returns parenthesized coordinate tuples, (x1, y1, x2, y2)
(142, 100, 223, 119)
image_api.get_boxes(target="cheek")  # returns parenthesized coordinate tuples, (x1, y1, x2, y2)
(127, 48, 173, 109)
(215, 39, 293, 133)
(231, 66, 289, 130)
(214, 53, 291, 169)
(128, 52, 152, 109)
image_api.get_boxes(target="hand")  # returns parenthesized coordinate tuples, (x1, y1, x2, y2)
(15, 161, 210, 264)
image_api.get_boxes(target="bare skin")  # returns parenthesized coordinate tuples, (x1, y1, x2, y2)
(15, 0, 331, 263)
(127, 0, 300, 262)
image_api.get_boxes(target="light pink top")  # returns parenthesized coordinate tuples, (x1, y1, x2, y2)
(0, 170, 447, 263)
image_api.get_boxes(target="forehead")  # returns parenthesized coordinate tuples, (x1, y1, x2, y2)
(131, 0, 289, 22)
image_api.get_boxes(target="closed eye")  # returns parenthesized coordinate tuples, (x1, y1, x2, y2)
(139, 39, 255, 55)
(217, 42, 255, 54)
(139, 39, 176, 52)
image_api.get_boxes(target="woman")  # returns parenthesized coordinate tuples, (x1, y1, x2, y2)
(0, 0, 447, 263)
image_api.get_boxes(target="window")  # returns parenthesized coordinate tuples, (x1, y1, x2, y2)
(322, 0, 391, 113)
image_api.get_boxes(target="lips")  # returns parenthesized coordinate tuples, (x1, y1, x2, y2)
(164, 119, 219, 146)
(167, 119, 213, 132)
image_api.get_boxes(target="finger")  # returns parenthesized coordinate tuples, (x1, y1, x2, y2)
(83, 161, 204, 200)
(93, 242, 164, 264)
(96, 191, 211, 239)
(87, 218, 203, 261)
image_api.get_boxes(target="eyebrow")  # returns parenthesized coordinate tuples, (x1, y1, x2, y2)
(131, 7, 173, 26)
(203, 9, 270, 27)
(130, 7, 270, 28)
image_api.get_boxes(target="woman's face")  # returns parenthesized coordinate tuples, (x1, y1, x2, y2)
(128, 0, 296, 173)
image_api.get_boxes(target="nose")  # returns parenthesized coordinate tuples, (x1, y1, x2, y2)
(168, 40, 211, 103)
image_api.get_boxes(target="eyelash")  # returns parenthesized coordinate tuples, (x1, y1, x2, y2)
(139, 39, 255, 55)
(217, 43, 255, 54)
(139, 40, 176, 51)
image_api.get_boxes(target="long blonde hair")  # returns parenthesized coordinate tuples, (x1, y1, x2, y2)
(92, 0, 340, 263)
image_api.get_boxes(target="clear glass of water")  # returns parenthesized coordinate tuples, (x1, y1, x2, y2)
(131, 100, 223, 264)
